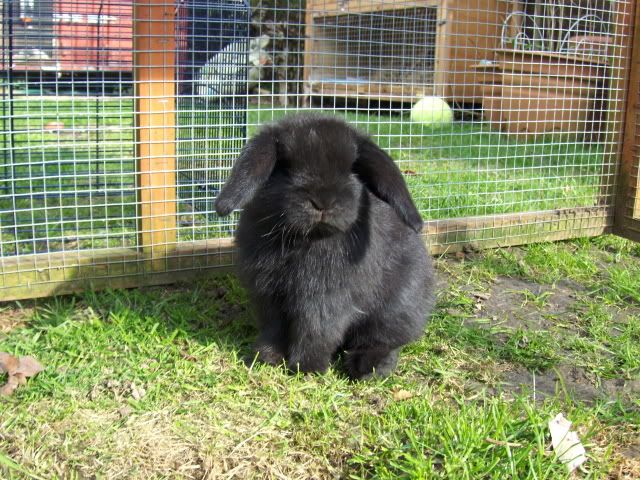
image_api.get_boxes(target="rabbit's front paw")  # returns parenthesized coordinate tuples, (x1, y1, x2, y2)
(344, 348, 399, 380)
(287, 352, 331, 375)
(254, 343, 286, 366)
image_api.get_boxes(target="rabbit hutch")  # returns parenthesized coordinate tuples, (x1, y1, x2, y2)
(303, 0, 510, 104)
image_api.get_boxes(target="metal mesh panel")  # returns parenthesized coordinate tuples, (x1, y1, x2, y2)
(248, 0, 628, 240)
(302, 1, 610, 218)
(628, 19, 640, 224)
(0, 0, 636, 300)
(0, 0, 135, 257)
(175, 0, 248, 238)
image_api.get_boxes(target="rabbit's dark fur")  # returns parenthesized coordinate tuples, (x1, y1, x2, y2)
(215, 114, 435, 379)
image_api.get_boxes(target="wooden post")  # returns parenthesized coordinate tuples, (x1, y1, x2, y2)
(598, 0, 637, 207)
(433, 0, 451, 98)
(613, 0, 640, 241)
(134, 0, 177, 271)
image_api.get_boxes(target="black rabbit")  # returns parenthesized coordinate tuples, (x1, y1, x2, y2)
(215, 113, 435, 379)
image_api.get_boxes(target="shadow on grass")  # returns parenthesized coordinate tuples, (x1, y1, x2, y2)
(0, 274, 260, 403)
(83, 274, 257, 355)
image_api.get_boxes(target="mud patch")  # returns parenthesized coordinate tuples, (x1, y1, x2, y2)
(498, 364, 640, 403)
(448, 270, 640, 403)
(474, 277, 581, 332)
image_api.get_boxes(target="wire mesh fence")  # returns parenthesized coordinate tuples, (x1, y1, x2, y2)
(0, 0, 637, 300)
(0, 0, 135, 258)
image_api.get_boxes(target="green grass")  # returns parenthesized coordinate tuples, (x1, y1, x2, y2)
(1, 100, 610, 255)
(1, 235, 639, 479)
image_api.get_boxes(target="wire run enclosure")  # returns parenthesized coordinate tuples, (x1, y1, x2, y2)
(0, 0, 639, 301)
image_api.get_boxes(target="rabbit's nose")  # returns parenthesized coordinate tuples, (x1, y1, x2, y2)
(309, 195, 337, 213)
(309, 189, 339, 210)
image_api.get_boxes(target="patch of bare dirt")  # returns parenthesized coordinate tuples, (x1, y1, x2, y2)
(476, 277, 581, 332)
(498, 364, 640, 403)
(621, 442, 640, 461)
(439, 264, 640, 404)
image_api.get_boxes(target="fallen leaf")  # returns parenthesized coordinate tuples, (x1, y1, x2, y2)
(14, 356, 44, 377)
(549, 413, 587, 473)
(401, 169, 418, 176)
(13, 373, 27, 386)
(392, 389, 414, 401)
(0, 352, 44, 396)
(0, 375, 20, 396)
(0, 352, 19, 374)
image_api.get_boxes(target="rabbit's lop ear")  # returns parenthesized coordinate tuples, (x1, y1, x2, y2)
(214, 129, 277, 216)
(354, 137, 423, 233)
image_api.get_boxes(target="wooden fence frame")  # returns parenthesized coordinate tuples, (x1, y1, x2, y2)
(0, 0, 638, 301)
(0, 206, 611, 301)
(615, 0, 640, 242)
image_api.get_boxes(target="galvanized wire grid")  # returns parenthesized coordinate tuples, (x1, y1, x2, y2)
(0, 0, 135, 257)
(175, 0, 247, 240)
(301, 0, 621, 228)
(0, 0, 635, 298)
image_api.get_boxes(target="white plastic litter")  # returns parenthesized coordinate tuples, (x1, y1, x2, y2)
(548, 413, 587, 473)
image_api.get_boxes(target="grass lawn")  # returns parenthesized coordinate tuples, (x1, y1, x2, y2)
(1, 235, 639, 479)
(1, 99, 611, 255)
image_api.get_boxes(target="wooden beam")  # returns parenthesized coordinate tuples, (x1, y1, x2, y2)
(425, 206, 612, 254)
(134, 0, 177, 271)
(305, 0, 440, 15)
(0, 240, 236, 301)
(0, 207, 611, 301)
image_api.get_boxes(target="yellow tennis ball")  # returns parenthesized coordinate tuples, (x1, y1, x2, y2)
(410, 97, 453, 125)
